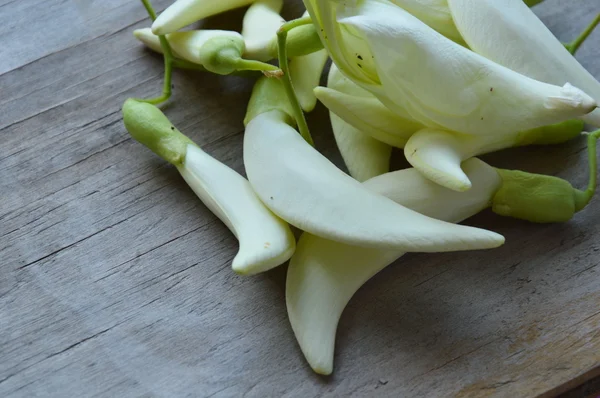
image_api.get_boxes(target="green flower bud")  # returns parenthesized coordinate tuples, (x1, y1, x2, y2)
(198, 36, 246, 75)
(122, 99, 194, 165)
(515, 119, 585, 146)
(492, 169, 587, 223)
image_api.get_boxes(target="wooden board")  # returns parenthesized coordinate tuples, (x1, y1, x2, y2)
(1, 0, 600, 396)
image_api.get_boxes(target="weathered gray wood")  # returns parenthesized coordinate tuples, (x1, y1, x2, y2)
(1, 0, 599, 397)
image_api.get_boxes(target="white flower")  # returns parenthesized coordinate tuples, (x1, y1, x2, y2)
(446, 0, 600, 127)
(122, 99, 295, 275)
(305, 0, 596, 137)
(286, 158, 502, 374)
(243, 108, 504, 251)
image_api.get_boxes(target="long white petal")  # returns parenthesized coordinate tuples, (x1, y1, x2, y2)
(330, 112, 392, 182)
(179, 145, 295, 274)
(290, 49, 330, 112)
(447, 0, 600, 127)
(152, 0, 256, 35)
(286, 158, 502, 374)
(338, 0, 596, 136)
(241, 0, 284, 61)
(244, 110, 504, 251)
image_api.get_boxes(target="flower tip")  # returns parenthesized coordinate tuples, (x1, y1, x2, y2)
(546, 83, 597, 112)
(151, 19, 168, 36)
(312, 365, 333, 376)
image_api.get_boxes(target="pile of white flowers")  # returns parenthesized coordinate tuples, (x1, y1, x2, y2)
(123, 0, 600, 374)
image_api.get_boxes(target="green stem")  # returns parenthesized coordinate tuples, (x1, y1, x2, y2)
(136, 0, 175, 105)
(576, 129, 600, 209)
(565, 13, 600, 55)
(234, 59, 282, 74)
(277, 17, 314, 146)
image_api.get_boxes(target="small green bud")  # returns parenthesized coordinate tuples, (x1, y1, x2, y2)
(491, 169, 585, 223)
(244, 76, 295, 126)
(122, 99, 195, 165)
(515, 119, 584, 147)
(198, 36, 246, 75)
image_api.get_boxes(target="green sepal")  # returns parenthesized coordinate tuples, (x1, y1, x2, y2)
(244, 76, 295, 126)
(267, 24, 324, 58)
(523, 0, 544, 6)
(515, 119, 584, 147)
(122, 98, 195, 166)
(491, 168, 581, 223)
(199, 36, 246, 75)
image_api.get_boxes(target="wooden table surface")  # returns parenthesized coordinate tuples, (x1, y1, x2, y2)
(2, 0, 600, 397)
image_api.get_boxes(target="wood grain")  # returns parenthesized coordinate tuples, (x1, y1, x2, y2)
(1, 0, 599, 396)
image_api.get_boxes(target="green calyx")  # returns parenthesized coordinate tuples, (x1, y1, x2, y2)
(244, 76, 295, 126)
(515, 119, 584, 147)
(200, 37, 281, 75)
(492, 129, 600, 223)
(122, 98, 195, 166)
(491, 169, 583, 223)
(267, 23, 324, 58)
(523, 0, 544, 6)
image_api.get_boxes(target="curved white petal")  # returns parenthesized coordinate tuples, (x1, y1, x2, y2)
(447, 0, 600, 127)
(244, 110, 504, 251)
(241, 0, 284, 61)
(405, 129, 472, 192)
(167, 30, 244, 65)
(330, 112, 392, 182)
(290, 49, 330, 112)
(338, 0, 596, 136)
(389, 0, 465, 44)
(152, 0, 256, 35)
(286, 158, 502, 374)
(179, 145, 295, 274)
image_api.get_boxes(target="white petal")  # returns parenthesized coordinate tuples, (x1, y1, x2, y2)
(290, 49, 330, 112)
(447, 0, 600, 127)
(241, 0, 284, 61)
(244, 110, 504, 251)
(133, 28, 165, 54)
(338, 0, 596, 136)
(389, 0, 465, 44)
(152, 0, 256, 35)
(315, 86, 418, 147)
(286, 158, 502, 374)
(167, 30, 244, 65)
(330, 112, 392, 182)
(405, 129, 472, 192)
(179, 145, 295, 274)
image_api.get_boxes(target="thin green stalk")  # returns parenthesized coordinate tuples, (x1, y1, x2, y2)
(236, 59, 282, 74)
(136, 0, 175, 105)
(565, 13, 600, 55)
(277, 17, 314, 146)
(580, 129, 600, 206)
